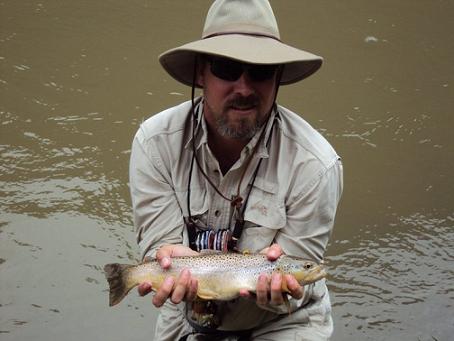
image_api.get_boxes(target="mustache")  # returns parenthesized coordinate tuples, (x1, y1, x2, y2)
(226, 95, 259, 109)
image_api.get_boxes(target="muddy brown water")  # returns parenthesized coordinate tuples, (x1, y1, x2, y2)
(1, 1, 453, 340)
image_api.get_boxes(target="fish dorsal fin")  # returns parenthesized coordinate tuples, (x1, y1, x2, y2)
(199, 249, 223, 255)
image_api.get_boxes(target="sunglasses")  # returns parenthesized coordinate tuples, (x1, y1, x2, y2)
(207, 57, 278, 82)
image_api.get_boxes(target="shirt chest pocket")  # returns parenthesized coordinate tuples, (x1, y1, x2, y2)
(238, 177, 286, 252)
(175, 187, 209, 228)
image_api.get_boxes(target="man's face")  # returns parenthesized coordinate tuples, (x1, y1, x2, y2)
(198, 56, 279, 140)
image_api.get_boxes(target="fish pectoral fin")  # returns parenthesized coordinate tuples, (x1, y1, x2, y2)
(197, 287, 221, 300)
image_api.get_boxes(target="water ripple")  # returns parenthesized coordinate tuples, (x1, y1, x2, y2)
(328, 210, 454, 340)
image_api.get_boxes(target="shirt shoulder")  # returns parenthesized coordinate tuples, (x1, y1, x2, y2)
(136, 100, 192, 143)
(276, 105, 340, 169)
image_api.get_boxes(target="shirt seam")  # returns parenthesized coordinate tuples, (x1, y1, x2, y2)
(300, 156, 340, 197)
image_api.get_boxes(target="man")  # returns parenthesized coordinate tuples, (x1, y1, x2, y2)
(130, 0, 343, 340)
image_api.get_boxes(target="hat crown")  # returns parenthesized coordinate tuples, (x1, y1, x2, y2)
(202, 0, 280, 40)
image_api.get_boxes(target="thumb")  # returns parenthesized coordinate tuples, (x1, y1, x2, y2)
(138, 282, 152, 296)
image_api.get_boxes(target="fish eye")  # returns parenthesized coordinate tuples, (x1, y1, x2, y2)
(304, 263, 312, 269)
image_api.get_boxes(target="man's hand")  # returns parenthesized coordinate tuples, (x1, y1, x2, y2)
(240, 243, 304, 306)
(137, 244, 199, 307)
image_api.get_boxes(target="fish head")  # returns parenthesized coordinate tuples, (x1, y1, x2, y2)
(280, 257, 327, 285)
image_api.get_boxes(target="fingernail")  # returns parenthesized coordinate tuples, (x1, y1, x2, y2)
(164, 277, 174, 286)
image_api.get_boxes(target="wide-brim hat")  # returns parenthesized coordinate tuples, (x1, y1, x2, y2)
(159, 0, 323, 87)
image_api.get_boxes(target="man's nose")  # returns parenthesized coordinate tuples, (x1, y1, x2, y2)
(232, 72, 255, 96)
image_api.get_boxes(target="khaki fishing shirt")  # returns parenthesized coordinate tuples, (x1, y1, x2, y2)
(130, 99, 343, 340)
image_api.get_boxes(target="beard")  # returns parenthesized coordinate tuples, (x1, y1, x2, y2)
(215, 115, 262, 140)
(210, 94, 265, 140)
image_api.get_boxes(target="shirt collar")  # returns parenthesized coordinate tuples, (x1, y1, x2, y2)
(184, 98, 206, 150)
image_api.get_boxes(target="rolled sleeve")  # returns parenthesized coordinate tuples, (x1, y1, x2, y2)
(130, 127, 185, 260)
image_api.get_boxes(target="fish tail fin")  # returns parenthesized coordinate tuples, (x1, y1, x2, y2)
(104, 263, 135, 307)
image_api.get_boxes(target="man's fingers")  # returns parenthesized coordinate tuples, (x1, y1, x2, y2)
(152, 277, 174, 307)
(156, 245, 199, 269)
(185, 278, 199, 302)
(284, 274, 304, 299)
(262, 243, 283, 261)
(256, 273, 269, 305)
(156, 247, 172, 269)
(270, 272, 284, 305)
(170, 269, 190, 304)
(239, 288, 252, 298)
(255, 272, 302, 308)
(138, 282, 152, 296)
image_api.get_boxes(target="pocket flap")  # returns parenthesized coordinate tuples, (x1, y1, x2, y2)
(243, 178, 285, 229)
(175, 187, 208, 217)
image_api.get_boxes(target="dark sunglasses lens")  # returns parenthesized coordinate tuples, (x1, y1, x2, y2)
(210, 58, 277, 82)
(210, 59, 243, 81)
(248, 65, 277, 81)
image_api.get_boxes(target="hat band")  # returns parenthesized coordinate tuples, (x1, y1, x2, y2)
(203, 31, 281, 42)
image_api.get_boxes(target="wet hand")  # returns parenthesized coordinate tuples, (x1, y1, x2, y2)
(260, 243, 283, 261)
(151, 268, 198, 307)
(254, 272, 304, 306)
(156, 244, 199, 269)
(137, 244, 199, 307)
(251, 244, 304, 305)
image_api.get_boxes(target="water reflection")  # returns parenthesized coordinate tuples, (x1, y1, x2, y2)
(0, 145, 131, 224)
(328, 210, 454, 340)
(336, 110, 444, 149)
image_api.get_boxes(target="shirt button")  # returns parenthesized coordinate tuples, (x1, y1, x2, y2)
(214, 210, 221, 217)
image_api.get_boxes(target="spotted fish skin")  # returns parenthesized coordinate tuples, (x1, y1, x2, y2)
(104, 253, 326, 306)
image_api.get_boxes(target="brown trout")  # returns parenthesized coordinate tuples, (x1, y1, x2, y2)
(104, 252, 326, 306)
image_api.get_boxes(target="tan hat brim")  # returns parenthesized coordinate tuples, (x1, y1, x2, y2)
(159, 34, 323, 87)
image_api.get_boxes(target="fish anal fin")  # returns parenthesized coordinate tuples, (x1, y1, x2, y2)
(199, 249, 223, 255)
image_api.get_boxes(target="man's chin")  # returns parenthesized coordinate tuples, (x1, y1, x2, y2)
(217, 121, 260, 140)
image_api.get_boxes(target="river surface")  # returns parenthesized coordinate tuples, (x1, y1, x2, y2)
(1, 1, 453, 340)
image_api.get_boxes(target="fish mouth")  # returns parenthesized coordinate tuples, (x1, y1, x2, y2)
(304, 266, 327, 282)
(318, 267, 327, 278)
